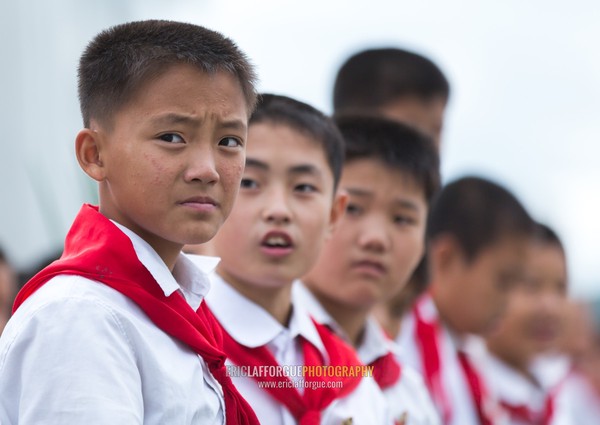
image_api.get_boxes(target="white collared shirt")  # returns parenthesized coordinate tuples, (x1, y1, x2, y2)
(206, 275, 392, 425)
(481, 351, 575, 425)
(293, 281, 441, 425)
(0, 222, 225, 425)
(398, 295, 482, 425)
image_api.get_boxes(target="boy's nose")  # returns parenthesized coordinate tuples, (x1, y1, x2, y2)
(262, 187, 292, 225)
(183, 150, 219, 184)
(358, 217, 389, 252)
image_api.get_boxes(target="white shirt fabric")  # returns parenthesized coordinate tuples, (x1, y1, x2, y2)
(0, 222, 225, 425)
(560, 372, 600, 425)
(397, 294, 482, 425)
(480, 351, 574, 425)
(206, 274, 392, 425)
(293, 282, 441, 425)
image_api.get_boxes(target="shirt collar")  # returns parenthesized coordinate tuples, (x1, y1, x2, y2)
(485, 352, 545, 406)
(110, 220, 219, 310)
(206, 274, 328, 361)
(357, 316, 398, 364)
(292, 281, 349, 339)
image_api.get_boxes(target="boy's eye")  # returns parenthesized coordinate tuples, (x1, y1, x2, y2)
(158, 133, 184, 144)
(394, 215, 415, 225)
(219, 136, 242, 147)
(295, 183, 317, 193)
(346, 203, 362, 216)
(240, 178, 258, 189)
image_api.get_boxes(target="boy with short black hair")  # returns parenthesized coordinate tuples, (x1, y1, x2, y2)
(483, 223, 572, 424)
(333, 47, 450, 149)
(333, 47, 451, 336)
(399, 176, 535, 425)
(0, 19, 259, 424)
(204, 94, 392, 424)
(297, 114, 442, 424)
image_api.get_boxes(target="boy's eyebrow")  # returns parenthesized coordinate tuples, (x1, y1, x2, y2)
(219, 119, 247, 132)
(151, 113, 201, 126)
(244, 160, 323, 177)
(150, 114, 247, 132)
(289, 164, 322, 177)
(346, 187, 421, 211)
(245, 158, 269, 170)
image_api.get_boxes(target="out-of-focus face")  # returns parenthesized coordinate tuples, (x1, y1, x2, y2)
(303, 158, 428, 312)
(0, 262, 16, 335)
(379, 95, 446, 150)
(486, 242, 568, 364)
(82, 64, 248, 264)
(213, 122, 341, 291)
(438, 235, 530, 336)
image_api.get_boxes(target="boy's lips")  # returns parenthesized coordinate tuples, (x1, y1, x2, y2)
(179, 196, 219, 212)
(351, 259, 387, 278)
(260, 230, 294, 258)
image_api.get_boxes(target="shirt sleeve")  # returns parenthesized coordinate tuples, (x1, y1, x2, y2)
(0, 285, 143, 424)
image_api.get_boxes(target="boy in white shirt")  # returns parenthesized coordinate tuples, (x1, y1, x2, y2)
(398, 176, 535, 425)
(297, 115, 442, 425)
(483, 223, 572, 424)
(0, 20, 259, 424)
(204, 94, 392, 424)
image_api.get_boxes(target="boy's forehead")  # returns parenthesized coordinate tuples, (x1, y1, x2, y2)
(247, 123, 330, 168)
(342, 158, 424, 192)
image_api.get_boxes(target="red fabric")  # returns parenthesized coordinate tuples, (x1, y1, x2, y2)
(13, 204, 259, 425)
(370, 351, 402, 390)
(413, 297, 453, 424)
(457, 351, 494, 425)
(500, 385, 557, 425)
(214, 309, 363, 425)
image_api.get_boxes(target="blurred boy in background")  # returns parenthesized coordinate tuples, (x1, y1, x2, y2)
(332, 47, 451, 337)
(482, 223, 572, 424)
(332, 47, 450, 150)
(398, 176, 535, 425)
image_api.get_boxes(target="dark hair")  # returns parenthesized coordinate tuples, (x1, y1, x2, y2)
(427, 176, 534, 262)
(333, 47, 450, 114)
(250, 93, 345, 190)
(534, 222, 564, 252)
(334, 115, 440, 204)
(78, 19, 258, 128)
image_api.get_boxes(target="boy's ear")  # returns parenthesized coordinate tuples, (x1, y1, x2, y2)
(429, 234, 463, 276)
(325, 188, 348, 238)
(75, 128, 106, 182)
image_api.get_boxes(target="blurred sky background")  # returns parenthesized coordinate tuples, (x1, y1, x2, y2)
(1, 0, 599, 298)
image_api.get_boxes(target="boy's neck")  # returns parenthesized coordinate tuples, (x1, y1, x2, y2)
(487, 342, 538, 386)
(430, 286, 467, 339)
(217, 268, 293, 326)
(308, 287, 369, 348)
(100, 206, 182, 271)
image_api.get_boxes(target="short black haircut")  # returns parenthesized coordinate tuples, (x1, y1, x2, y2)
(78, 19, 258, 128)
(534, 222, 564, 252)
(334, 114, 440, 204)
(250, 93, 345, 191)
(333, 47, 450, 114)
(427, 176, 534, 262)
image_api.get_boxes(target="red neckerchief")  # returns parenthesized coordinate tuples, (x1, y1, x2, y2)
(413, 295, 453, 423)
(368, 328, 403, 390)
(212, 307, 363, 425)
(13, 204, 260, 425)
(499, 372, 566, 425)
(457, 350, 494, 425)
